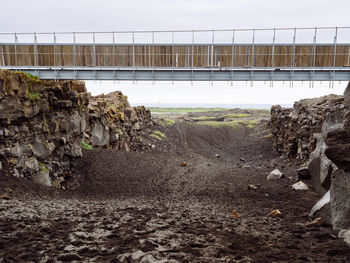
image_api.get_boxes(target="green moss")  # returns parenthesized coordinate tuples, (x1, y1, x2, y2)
(248, 120, 259, 125)
(108, 103, 120, 112)
(149, 107, 229, 114)
(150, 134, 161, 140)
(28, 91, 41, 101)
(81, 141, 93, 150)
(193, 120, 243, 129)
(226, 113, 250, 118)
(193, 119, 261, 129)
(151, 130, 167, 140)
(16, 71, 40, 81)
(160, 118, 175, 126)
(39, 162, 49, 172)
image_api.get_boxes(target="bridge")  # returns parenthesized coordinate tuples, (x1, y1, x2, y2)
(1, 27, 350, 82)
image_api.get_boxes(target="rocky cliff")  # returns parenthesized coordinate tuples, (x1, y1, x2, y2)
(270, 95, 344, 162)
(270, 86, 350, 234)
(0, 70, 152, 187)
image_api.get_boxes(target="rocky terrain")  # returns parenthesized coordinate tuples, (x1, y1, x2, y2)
(270, 85, 350, 245)
(0, 70, 152, 188)
(1, 72, 350, 262)
(270, 94, 344, 162)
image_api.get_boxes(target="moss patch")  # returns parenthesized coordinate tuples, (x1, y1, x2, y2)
(160, 118, 175, 126)
(39, 162, 49, 172)
(28, 91, 41, 101)
(81, 141, 93, 150)
(193, 120, 243, 129)
(151, 130, 167, 140)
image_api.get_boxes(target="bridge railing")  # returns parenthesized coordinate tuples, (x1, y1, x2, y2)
(0, 27, 350, 83)
(1, 27, 350, 69)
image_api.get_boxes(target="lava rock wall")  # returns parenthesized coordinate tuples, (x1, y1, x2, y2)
(270, 87, 350, 231)
(270, 94, 344, 162)
(0, 70, 152, 187)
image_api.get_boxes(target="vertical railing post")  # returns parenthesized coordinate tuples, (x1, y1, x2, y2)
(331, 27, 338, 88)
(73, 32, 77, 80)
(132, 31, 135, 83)
(92, 32, 96, 80)
(14, 33, 18, 71)
(270, 28, 276, 87)
(152, 31, 155, 84)
(171, 31, 174, 85)
(53, 32, 58, 81)
(34, 33, 38, 75)
(191, 30, 194, 85)
(290, 28, 296, 87)
(211, 29, 214, 86)
(0, 41, 4, 66)
(311, 27, 317, 88)
(112, 32, 116, 81)
(251, 29, 255, 86)
(231, 29, 235, 86)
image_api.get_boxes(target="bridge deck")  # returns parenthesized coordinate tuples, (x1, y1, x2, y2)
(1, 44, 350, 68)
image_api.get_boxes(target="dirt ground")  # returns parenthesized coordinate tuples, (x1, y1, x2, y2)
(0, 117, 349, 263)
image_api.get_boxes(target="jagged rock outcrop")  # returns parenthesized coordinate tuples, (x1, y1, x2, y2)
(0, 70, 152, 187)
(85, 92, 152, 151)
(270, 95, 344, 161)
(270, 84, 350, 231)
(323, 83, 350, 230)
(0, 70, 90, 185)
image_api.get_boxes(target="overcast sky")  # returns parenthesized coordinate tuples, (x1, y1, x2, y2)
(1, 0, 349, 106)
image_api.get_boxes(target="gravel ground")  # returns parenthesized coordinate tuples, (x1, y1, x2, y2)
(0, 121, 349, 262)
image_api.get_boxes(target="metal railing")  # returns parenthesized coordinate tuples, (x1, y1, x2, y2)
(0, 27, 350, 84)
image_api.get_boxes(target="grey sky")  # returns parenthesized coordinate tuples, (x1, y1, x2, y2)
(1, 0, 349, 106)
(2, 0, 349, 32)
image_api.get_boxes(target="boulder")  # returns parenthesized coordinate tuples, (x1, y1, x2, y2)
(69, 111, 83, 134)
(292, 181, 309, 191)
(338, 229, 350, 246)
(330, 169, 350, 230)
(325, 128, 350, 171)
(11, 143, 32, 157)
(267, 169, 284, 181)
(91, 122, 109, 146)
(343, 82, 350, 108)
(0, 94, 23, 121)
(308, 156, 333, 195)
(23, 157, 40, 173)
(33, 139, 52, 159)
(309, 190, 331, 224)
(66, 144, 82, 158)
(32, 171, 51, 187)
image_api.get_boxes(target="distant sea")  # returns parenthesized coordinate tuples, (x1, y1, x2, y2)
(129, 102, 293, 109)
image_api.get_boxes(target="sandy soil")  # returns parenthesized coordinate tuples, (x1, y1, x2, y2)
(0, 120, 349, 263)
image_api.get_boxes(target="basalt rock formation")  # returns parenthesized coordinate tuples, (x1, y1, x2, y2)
(270, 94, 344, 162)
(270, 85, 350, 231)
(0, 70, 152, 187)
(323, 83, 350, 230)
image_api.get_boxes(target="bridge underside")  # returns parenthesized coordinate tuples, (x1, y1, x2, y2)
(6, 67, 350, 81)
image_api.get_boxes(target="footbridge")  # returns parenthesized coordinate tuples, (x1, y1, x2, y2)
(1, 27, 350, 81)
